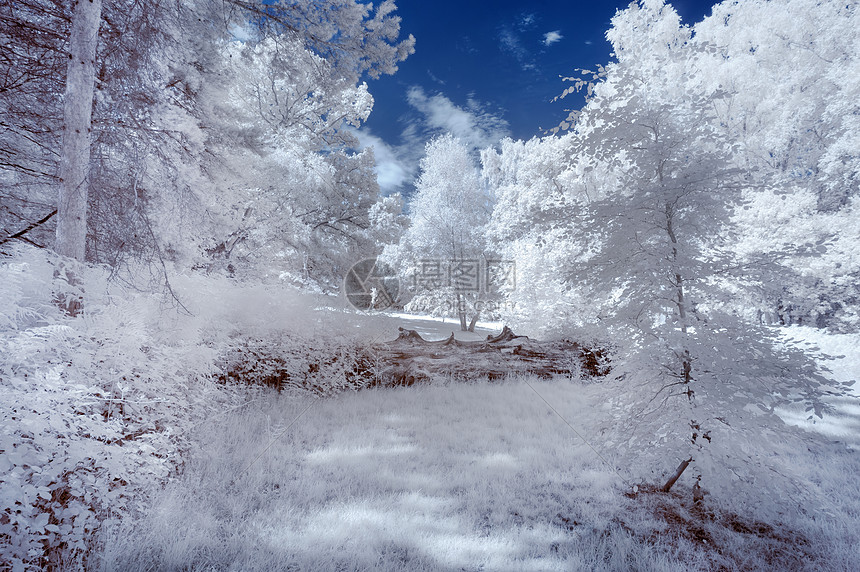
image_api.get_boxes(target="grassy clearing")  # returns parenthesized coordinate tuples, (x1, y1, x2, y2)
(98, 376, 859, 571)
(5, 250, 856, 570)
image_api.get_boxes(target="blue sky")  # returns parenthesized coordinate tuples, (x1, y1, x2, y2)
(357, 0, 720, 195)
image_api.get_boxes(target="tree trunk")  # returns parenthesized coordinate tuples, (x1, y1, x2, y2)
(361, 326, 610, 387)
(55, 0, 102, 262)
(456, 292, 467, 331)
(54, 0, 101, 317)
(665, 202, 694, 398)
(467, 312, 480, 332)
(661, 457, 692, 492)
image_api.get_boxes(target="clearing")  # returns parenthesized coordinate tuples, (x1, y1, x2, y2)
(100, 315, 860, 571)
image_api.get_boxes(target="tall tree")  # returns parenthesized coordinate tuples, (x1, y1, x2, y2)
(122, 0, 414, 286)
(691, 0, 860, 330)
(1, 0, 414, 298)
(486, 0, 849, 501)
(192, 31, 393, 285)
(384, 134, 490, 330)
(55, 0, 101, 261)
(481, 134, 584, 336)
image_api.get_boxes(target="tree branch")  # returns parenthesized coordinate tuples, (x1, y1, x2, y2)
(0, 209, 56, 247)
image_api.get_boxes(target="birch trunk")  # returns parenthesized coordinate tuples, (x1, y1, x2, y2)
(55, 0, 102, 261)
(54, 0, 101, 317)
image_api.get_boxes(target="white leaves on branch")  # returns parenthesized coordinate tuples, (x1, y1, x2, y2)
(478, 0, 856, 500)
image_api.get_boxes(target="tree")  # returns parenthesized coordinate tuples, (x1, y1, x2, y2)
(690, 0, 860, 330)
(147, 1, 414, 286)
(487, 0, 850, 503)
(0, 0, 68, 251)
(225, 0, 414, 82)
(481, 134, 586, 337)
(1, 0, 415, 294)
(383, 134, 491, 330)
(191, 32, 393, 286)
(50, 0, 101, 316)
(55, 0, 99, 262)
(1, 0, 179, 259)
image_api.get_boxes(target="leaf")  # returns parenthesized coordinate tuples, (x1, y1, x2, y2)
(33, 512, 49, 529)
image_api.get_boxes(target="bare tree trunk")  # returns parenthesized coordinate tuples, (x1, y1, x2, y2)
(54, 0, 101, 317)
(666, 201, 693, 397)
(467, 312, 480, 332)
(662, 457, 692, 492)
(55, 0, 102, 262)
(456, 291, 468, 331)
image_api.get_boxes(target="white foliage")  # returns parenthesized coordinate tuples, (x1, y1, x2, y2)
(480, 0, 855, 500)
(690, 0, 860, 327)
(0, 245, 398, 568)
(383, 134, 493, 323)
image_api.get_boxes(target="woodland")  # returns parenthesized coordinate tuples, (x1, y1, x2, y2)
(1, 0, 859, 570)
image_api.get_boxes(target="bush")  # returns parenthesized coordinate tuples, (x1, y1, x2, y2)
(0, 245, 399, 569)
(215, 334, 378, 395)
(0, 249, 230, 568)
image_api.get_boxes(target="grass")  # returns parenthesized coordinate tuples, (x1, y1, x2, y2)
(96, 375, 860, 571)
(5, 250, 856, 570)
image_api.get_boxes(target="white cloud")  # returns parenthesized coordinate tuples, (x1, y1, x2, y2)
(543, 30, 563, 46)
(520, 13, 536, 29)
(352, 129, 412, 195)
(353, 88, 510, 197)
(498, 27, 536, 71)
(405, 86, 510, 152)
(426, 70, 447, 86)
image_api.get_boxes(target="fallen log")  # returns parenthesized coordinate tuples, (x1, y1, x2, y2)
(216, 327, 610, 394)
(365, 326, 609, 387)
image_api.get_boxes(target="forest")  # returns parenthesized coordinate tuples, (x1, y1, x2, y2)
(1, 0, 858, 570)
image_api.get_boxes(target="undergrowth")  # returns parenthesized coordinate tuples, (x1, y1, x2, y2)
(0, 245, 391, 570)
(3, 245, 858, 571)
(615, 485, 817, 570)
(215, 335, 379, 395)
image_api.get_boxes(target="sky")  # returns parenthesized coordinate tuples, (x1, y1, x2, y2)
(357, 0, 721, 196)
